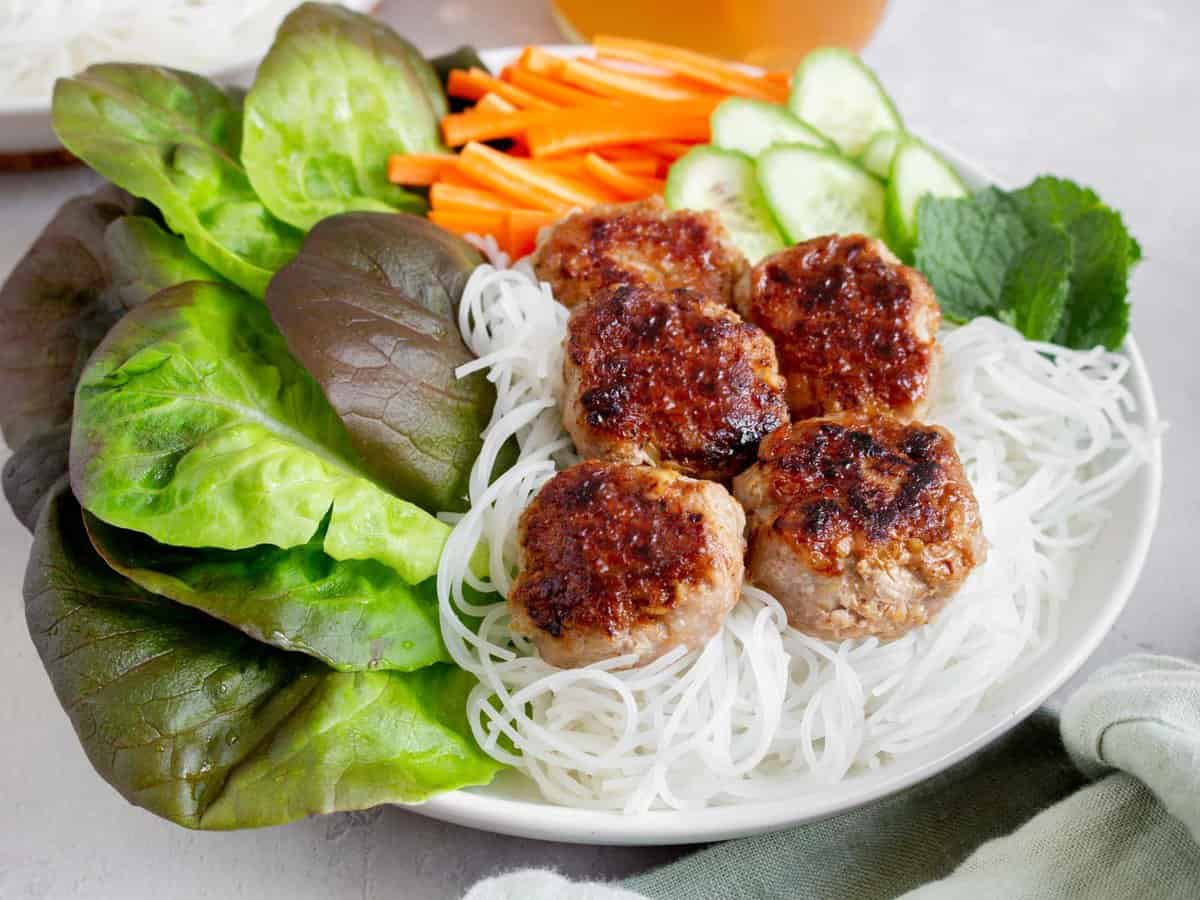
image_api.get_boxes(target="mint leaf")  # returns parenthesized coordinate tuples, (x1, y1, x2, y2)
(1012, 175, 1101, 227)
(1012, 175, 1138, 349)
(1000, 226, 1072, 341)
(914, 188, 1035, 322)
(914, 176, 1139, 350)
(1059, 207, 1135, 349)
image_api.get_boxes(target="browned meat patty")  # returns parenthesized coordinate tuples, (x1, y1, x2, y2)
(736, 234, 941, 421)
(509, 461, 745, 668)
(532, 197, 748, 309)
(733, 413, 985, 641)
(562, 284, 789, 481)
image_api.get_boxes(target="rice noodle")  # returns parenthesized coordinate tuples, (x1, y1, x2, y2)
(0, 1, 370, 100)
(436, 243, 1155, 812)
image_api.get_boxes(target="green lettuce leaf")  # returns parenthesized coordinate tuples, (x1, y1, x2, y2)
(85, 511, 448, 672)
(104, 215, 225, 307)
(266, 213, 490, 512)
(242, 3, 444, 230)
(70, 281, 450, 583)
(26, 482, 500, 829)
(52, 64, 301, 297)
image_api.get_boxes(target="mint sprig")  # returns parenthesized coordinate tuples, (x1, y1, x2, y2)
(914, 176, 1139, 350)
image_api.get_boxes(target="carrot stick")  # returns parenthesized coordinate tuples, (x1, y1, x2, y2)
(530, 154, 658, 177)
(430, 182, 515, 212)
(517, 46, 565, 76)
(438, 167, 484, 188)
(644, 140, 698, 159)
(583, 153, 666, 200)
(557, 57, 706, 102)
(593, 35, 778, 100)
(592, 147, 667, 172)
(475, 91, 518, 114)
(525, 105, 713, 157)
(387, 153, 458, 186)
(429, 209, 507, 240)
(505, 66, 605, 106)
(441, 108, 553, 146)
(459, 141, 613, 212)
(447, 68, 558, 110)
(507, 209, 557, 258)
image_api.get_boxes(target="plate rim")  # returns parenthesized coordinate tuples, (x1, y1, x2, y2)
(405, 43, 1165, 846)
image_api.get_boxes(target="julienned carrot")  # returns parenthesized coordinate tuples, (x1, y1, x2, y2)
(531, 154, 660, 177)
(459, 142, 613, 212)
(525, 104, 713, 157)
(517, 46, 564, 76)
(505, 66, 605, 106)
(644, 140, 698, 159)
(556, 57, 705, 102)
(507, 209, 557, 257)
(593, 35, 779, 100)
(583, 153, 666, 199)
(593, 146, 668, 170)
(475, 91, 518, 114)
(430, 181, 515, 212)
(438, 167, 480, 188)
(387, 153, 458, 185)
(441, 107, 553, 146)
(447, 68, 558, 110)
(429, 209, 506, 238)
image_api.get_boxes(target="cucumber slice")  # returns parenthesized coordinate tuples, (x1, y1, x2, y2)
(711, 97, 832, 159)
(885, 137, 968, 260)
(665, 146, 785, 262)
(859, 130, 903, 178)
(757, 144, 886, 243)
(788, 48, 902, 157)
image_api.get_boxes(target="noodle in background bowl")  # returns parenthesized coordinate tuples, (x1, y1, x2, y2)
(404, 44, 1163, 846)
(0, 0, 376, 155)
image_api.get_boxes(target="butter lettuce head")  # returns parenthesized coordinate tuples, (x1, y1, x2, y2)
(26, 483, 500, 829)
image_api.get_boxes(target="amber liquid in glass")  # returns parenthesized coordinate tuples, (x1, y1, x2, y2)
(550, 0, 887, 69)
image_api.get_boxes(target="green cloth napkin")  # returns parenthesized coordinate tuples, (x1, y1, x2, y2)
(463, 655, 1200, 900)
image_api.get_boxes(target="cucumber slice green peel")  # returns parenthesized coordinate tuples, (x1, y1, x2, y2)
(788, 47, 902, 158)
(757, 143, 886, 244)
(665, 145, 786, 263)
(859, 130, 904, 179)
(710, 97, 833, 159)
(885, 136, 968, 261)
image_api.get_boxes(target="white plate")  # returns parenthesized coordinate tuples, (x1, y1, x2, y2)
(403, 44, 1164, 846)
(0, 0, 374, 155)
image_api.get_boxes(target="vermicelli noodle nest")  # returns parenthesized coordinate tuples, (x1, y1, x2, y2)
(436, 238, 1155, 813)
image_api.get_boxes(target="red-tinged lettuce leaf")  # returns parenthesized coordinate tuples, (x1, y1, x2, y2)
(3, 426, 70, 532)
(0, 184, 139, 452)
(26, 481, 502, 830)
(266, 212, 491, 513)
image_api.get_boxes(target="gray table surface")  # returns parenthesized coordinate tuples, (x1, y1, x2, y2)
(1, 1, 1196, 897)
